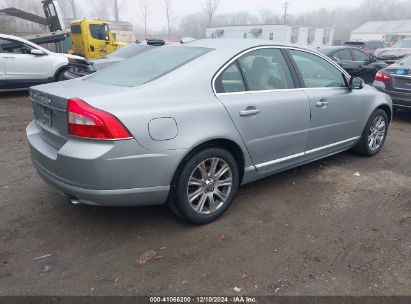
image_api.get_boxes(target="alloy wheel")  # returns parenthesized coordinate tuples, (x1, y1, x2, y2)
(368, 115, 386, 151)
(187, 158, 233, 215)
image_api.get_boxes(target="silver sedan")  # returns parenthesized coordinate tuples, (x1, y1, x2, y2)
(27, 39, 392, 224)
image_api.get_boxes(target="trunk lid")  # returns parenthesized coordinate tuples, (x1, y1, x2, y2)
(30, 79, 131, 149)
(385, 65, 411, 91)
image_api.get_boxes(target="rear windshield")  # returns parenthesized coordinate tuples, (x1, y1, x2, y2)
(86, 46, 210, 87)
(398, 55, 411, 65)
(344, 42, 365, 46)
(393, 40, 411, 48)
(106, 44, 153, 59)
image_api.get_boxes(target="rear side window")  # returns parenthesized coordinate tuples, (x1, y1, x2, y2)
(334, 49, 352, 61)
(238, 48, 295, 91)
(215, 62, 246, 93)
(71, 25, 81, 34)
(86, 46, 210, 87)
(290, 50, 346, 88)
(351, 49, 370, 62)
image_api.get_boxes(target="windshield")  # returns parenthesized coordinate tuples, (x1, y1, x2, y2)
(86, 46, 211, 87)
(106, 44, 154, 59)
(89, 24, 109, 41)
(393, 40, 411, 48)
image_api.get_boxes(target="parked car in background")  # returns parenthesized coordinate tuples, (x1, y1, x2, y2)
(373, 54, 411, 111)
(375, 39, 411, 64)
(0, 34, 82, 90)
(318, 46, 387, 83)
(27, 39, 392, 224)
(343, 40, 386, 55)
(65, 43, 155, 79)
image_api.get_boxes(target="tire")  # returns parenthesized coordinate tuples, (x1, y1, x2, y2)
(55, 69, 66, 82)
(169, 147, 239, 225)
(353, 109, 388, 156)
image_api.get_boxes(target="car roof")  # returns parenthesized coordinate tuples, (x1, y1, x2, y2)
(317, 46, 353, 54)
(185, 38, 308, 51)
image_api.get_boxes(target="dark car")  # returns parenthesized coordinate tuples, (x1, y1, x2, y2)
(343, 40, 386, 55)
(318, 46, 387, 83)
(374, 39, 411, 64)
(64, 43, 155, 79)
(373, 54, 411, 111)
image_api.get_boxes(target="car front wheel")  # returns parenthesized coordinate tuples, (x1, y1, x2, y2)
(354, 109, 389, 156)
(169, 147, 239, 225)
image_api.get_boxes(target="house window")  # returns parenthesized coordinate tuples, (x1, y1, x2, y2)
(307, 28, 316, 45)
(243, 33, 247, 39)
(291, 27, 299, 43)
(269, 33, 274, 40)
(323, 28, 331, 45)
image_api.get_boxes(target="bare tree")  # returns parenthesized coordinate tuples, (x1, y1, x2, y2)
(92, 0, 111, 20)
(161, 0, 174, 37)
(202, 0, 220, 26)
(69, 0, 77, 19)
(114, 0, 119, 21)
(138, 0, 150, 38)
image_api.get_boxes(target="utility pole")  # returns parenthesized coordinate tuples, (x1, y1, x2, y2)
(114, 0, 119, 21)
(282, 1, 289, 25)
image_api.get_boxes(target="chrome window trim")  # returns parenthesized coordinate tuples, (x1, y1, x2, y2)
(212, 45, 351, 96)
(255, 136, 359, 169)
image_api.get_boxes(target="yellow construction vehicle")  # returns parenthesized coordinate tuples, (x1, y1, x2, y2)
(70, 19, 127, 59)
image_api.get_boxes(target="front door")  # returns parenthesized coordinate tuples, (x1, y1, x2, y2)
(0, 38, 52, 87)
(288, 49, 363, 155)
(215, 48, 311, 173)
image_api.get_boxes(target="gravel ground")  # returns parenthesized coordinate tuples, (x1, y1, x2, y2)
(0, 91, 410, 296)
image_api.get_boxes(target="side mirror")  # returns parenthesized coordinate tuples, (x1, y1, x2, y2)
(31, 49, 45, 56)
(349, 77, 365, 89)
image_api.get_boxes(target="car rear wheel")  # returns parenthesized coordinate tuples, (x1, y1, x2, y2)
(169, 147, 239, 225)
(354, 109, 388, 156)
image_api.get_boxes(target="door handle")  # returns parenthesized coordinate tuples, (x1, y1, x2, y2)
(3, 56, 15, 59)
(316, 99, 329, 107)
(239, 107, 261, 117)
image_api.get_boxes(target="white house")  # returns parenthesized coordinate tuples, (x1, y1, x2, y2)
(206, 24, 334, 47)
(351, 20, 411, 43)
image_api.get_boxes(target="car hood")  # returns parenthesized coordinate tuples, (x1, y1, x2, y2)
(375, 48, 411, 59)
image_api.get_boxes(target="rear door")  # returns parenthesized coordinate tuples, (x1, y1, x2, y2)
(215, 47, 311, 173)
(287, 49, 363, 156)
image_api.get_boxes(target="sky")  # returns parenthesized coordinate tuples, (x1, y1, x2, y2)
(115, 0, 362, 31)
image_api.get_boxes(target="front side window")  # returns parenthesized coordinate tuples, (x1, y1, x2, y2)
(0, 38, 34, 54)
(215, 62, 246, 93)
(86, 46, 210, 87)
(290, 50, 346, 88)
(238, 48, 295, 91)
(351, 49, 370, 62)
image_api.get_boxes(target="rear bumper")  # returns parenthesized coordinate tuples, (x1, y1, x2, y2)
(27, 121, 186, 206)
(32, 157, 170, 206)
(373, 81, 411, 109)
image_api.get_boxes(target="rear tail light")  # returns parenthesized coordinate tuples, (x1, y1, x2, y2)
(67, 98, 133, 140)
(375, 70, 391, 82)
